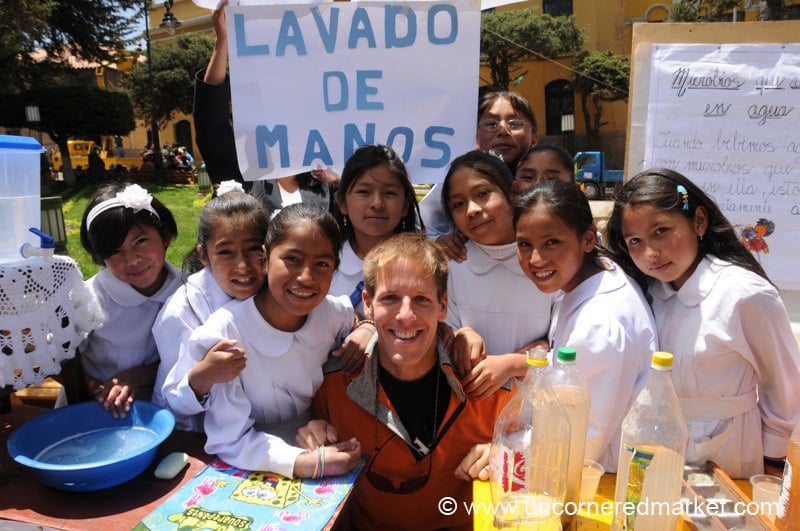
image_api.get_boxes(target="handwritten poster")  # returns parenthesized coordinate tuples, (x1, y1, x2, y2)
(644, 44, 800, 289)
(227, 0, 481, 183)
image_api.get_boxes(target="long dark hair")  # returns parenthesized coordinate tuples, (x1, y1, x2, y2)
(80, 182, 177, 265)
(334, 144, 423, 248)
(604, 168, 770, 288)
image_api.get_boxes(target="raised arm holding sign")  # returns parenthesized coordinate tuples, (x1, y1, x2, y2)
(194, 0, 337, 214)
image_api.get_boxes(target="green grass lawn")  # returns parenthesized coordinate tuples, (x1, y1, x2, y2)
(62, 184, 210, 278)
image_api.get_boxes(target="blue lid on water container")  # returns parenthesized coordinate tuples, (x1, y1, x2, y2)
(0, 135, 42, 151)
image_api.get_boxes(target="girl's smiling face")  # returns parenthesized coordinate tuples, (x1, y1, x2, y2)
(515, 206, 597, 294)
(261, 220, 337, 331)
(446, 167, 515, 246)
(199, 215, 265, 300)
(104, 224, 168, 296)
(339, 164, 409, 255)
(514, 151, 573, 194)
(621, 204, 708, 291)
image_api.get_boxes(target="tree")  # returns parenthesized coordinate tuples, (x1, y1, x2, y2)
(480, 9, 584, 89)
(0, 86, 135, 184)
(669, 0, 742, 22)
(0, 0, 141, 93)
(761, 0, 787, 20)
(572, 50, 630, 137)
(123, 34, 215, 127)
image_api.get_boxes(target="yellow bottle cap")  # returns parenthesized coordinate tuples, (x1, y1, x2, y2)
(651, 351, 674, 370)
(526, 348, 549, 367)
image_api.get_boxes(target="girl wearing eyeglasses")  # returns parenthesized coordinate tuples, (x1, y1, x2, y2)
(476, 89, 538, 170)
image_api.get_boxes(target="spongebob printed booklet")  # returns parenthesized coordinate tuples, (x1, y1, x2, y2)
(134, 458, 363, 531)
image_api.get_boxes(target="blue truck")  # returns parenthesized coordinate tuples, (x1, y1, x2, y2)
(573, 151, 623, 200)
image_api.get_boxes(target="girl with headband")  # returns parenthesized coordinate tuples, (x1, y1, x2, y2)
(79, 183, 180, 418)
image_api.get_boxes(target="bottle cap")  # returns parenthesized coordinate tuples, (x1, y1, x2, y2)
(525, 347, 549, 367)
(651, 351, 674, 370)
(556, 346, 576, 363)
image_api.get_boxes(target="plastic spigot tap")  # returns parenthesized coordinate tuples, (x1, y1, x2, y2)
(20, 227, 56, 263)
(29, 227, 55, 249)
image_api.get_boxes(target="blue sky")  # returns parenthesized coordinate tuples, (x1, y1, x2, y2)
(121, 5, 147, 48)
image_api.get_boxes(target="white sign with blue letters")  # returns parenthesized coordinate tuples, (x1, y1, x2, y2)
(227, 0, 481, 183)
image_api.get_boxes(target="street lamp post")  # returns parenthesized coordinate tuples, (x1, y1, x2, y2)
(144, 0, 181, 183)
(24, 105, 42, 144)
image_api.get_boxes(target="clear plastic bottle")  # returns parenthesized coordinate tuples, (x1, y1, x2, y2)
(612, 352, 688, 531)
(490, 348, 571, 530)
(550, 346, 591, 522)
(776, 419, 800, 529)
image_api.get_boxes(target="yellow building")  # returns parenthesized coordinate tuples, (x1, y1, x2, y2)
(145, 0, 800, 169)
(480, 0, 800, 167)
(131, 0, 215, 162)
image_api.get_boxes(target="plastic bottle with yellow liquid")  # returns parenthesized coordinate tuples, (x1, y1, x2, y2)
(612, 352, 688, 531)
(550, 346, 591, 524)
(490, 348, 571, 530)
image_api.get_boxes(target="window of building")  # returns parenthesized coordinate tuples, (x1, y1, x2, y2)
(544, 79, 574, 135)
(645, 4, 669, 22)
(543, 0, 572, 17)
(174, 120, 194, 157)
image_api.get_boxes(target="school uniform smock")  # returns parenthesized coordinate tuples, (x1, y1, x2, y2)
(649, 255, 800, 479)
(312, 336, 513, 530)
(152, 268, 233, 431)
(446, 240, 552, 355)
(547, 259, 656, 473)
(329, 241, 365, 314)
(417, 183, 454, 239)
(81, 263, 181, 385)
(194, 295, 354, 476)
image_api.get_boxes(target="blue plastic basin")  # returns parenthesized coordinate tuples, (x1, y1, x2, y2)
(7, 401, 175, 491)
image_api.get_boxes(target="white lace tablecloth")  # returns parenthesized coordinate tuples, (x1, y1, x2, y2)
(0, 256, 101, 390)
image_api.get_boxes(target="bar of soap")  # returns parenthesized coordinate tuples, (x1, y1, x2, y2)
(154, 452, 190, 480)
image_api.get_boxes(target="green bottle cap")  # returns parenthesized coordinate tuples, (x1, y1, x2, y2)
(556, 346, 576, 363)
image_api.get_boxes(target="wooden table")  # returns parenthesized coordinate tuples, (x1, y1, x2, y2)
(0, 396, 212, 531)
(473, 474, 755, 530)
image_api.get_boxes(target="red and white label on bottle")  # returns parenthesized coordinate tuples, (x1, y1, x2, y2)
(500, 447, 527, 492)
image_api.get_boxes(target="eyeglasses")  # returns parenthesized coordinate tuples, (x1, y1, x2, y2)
(365, 444, 433, 494)
(478, 118, 529, 132)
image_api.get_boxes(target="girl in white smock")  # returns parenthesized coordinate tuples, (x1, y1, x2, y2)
(191, 204, 364, 479)
(79, 183, 181, 418)
(153, 187, 269, 431)
(440, 150, 552, 399)
(514, 180, 655, 472)
(329, 145, 423, 315)
(605, 168, 800, 479)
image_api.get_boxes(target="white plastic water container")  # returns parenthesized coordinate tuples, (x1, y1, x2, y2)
(0, 135, 42, 264)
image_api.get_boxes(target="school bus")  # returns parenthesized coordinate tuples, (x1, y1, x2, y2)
(50, 140, 142, 172)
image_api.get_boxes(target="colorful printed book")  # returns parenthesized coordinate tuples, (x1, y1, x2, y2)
(134, 458, 363, 531)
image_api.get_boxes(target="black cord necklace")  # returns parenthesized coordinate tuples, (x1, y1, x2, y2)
(375, 364, 442, 458)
